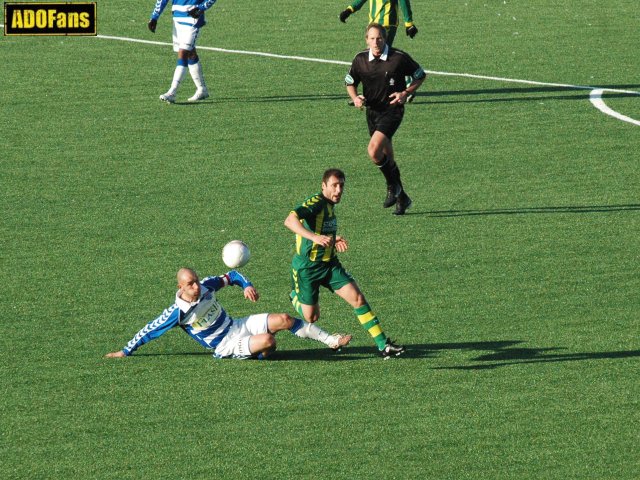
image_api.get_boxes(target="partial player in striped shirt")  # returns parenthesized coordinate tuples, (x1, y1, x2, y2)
(147, 0, 218, 103)
(284, 169, 406, 359)
(339, 0, 418, 47)
(105, 268, 351, 360)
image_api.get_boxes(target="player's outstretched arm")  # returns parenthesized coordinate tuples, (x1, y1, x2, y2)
(110, 307, 180, 357)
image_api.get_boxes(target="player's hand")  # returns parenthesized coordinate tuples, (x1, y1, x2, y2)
(334, 236, 348, 253)
(148, 19, 157, 33)
(244, 286, 259, 302)
(352, 95, 366, 109)
(314, 234, 334, 248)
(389, 91, 408, 105)
(339, 9, 352, 23)
(105, 351, 126, 358)
(406, 25, 418, 38)
(188, 7, 202, 18)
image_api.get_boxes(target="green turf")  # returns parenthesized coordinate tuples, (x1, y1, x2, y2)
(1, 1, 639, 478)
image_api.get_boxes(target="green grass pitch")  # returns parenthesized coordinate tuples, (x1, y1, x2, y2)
(1, 1, 639, 478)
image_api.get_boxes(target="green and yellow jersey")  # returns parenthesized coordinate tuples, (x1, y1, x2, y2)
(291, 193, 338, 263)
(347, 0, 415, 29)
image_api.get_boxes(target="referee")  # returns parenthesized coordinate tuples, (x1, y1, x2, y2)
(345, 22, 426, 215)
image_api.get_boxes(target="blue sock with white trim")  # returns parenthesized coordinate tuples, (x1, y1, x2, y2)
(289, 318, 339, 347)
(289, 317, 305, 334)
(187, 55, 207, 92)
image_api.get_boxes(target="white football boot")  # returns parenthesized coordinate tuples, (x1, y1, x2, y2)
(187, 88, 210, 102)
(159, 92, 176, 104)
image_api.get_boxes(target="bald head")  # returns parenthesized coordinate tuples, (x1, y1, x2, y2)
(177, 268, 201, 302)
(177, 268, 198, 284)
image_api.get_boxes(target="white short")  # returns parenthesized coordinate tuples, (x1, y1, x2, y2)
(172, 17, 201, 52)
(214, 313, 269, 359)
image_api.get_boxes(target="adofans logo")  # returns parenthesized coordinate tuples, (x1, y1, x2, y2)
(4, 2, 97, 36)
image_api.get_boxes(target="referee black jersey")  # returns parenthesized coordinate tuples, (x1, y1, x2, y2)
(346, 46, 425, 110)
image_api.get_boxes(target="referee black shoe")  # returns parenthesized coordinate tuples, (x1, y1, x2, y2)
(383, 184, 401, 208)
(381, 338, 406, 359)
(393, 192, 412, 215)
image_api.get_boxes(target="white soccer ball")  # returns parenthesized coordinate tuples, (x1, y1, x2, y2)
(222, 240, 251, 268)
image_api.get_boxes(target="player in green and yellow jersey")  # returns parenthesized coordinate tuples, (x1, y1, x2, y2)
(284, 168, 406, 358)
(339, 0, 418, 48)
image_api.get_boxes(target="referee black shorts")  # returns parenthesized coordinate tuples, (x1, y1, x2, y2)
(366, 106, 404, 138)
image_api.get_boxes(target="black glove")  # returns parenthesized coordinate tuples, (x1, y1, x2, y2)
(406, 25, 418, 38)
(339, 9, 352, 23)
(188, 7, 202, 18)
(148, 18, 157, 33)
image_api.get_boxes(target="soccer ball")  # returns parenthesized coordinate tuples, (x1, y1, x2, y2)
(222, 240, 251, 268)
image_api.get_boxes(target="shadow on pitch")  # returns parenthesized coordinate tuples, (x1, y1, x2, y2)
(271, 340, 526, 361)
(275, 341, 640, 367)
(132, 340, 522, 361)
(437, 347, 640, 370)
(212, 94, 348, 104)
(130, 341, 640, 367)
(167, 84, 640, 105)
(409, 84, 640, 105)
(401, 204, 640, 218)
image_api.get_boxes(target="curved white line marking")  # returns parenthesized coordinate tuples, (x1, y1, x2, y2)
(3, 24, 639, 125)
(590, 89, 640, 127)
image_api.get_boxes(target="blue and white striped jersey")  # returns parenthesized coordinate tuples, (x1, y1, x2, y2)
(122, 271, 252, 356)
(150, 0, 218, 25)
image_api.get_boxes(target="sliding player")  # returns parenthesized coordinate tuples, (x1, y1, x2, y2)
(105, 268, 351, 359)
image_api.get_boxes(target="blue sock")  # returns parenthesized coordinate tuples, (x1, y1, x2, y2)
(289, 317, 304, 334)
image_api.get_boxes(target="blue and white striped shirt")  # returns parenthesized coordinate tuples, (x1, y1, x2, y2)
(122, 271, 252, 356)
(150, 0, 218, 26)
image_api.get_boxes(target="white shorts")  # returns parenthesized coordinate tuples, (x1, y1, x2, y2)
(172, 17, 201, 52)
(214, 313, 269, 359)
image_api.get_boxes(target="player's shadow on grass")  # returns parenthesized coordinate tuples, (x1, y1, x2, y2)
(409, 84, 640, 105)
(176, 85, 640, 105)
(271, 340, 524, 361)
(167, 95, 343, 106)
(408, 204, 640, 218)
(438, 346, 640, 370)
(170, 100, 215, 106)
(131, 341, 640, 366)
(274, 340, 640, 367)
(214, 94, 348, 104)
(133, 351, 214, 357)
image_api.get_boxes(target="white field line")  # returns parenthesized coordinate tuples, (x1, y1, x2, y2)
(98, 34, 353, 66)
(4, 25, 639, 125)
(589, 89, 640, 127)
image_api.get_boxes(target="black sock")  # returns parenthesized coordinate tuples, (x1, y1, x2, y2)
(378, 156, 401, 186)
